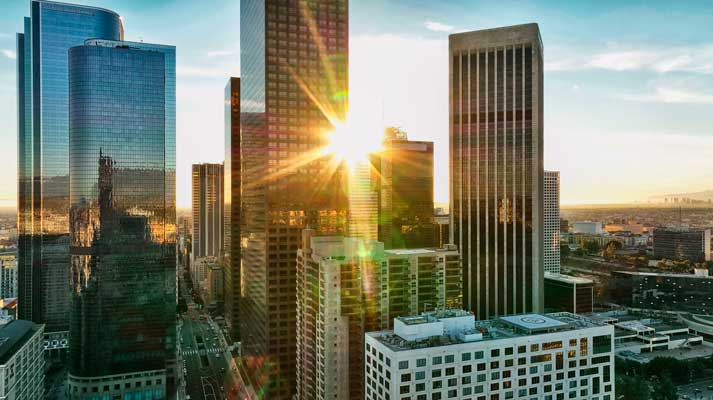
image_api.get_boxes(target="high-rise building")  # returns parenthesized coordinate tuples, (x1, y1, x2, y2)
(347, 160, 379, 242)
(365, 311, 615, 400)
(379, 246, 462, 327)
(544, 171, 560, 274)
(224, 77, 241, 340)
(296, 231, 462, 400)
(192, 163, 224, 261)
(296, 232, 381, 400)
(0, 256, 17, 299)
(0, 320, 45, 400)
(544, 273, 594, 314)
(240, 0, 348, 397)
(67, 39, 176, 398)
(16, 0, 123, 349)
(373, 131, 435, 249)
(449, 24, 544, 319)
(652, 228, 711, 262)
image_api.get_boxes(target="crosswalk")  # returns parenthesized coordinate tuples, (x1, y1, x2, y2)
(181, 347, 224, 357)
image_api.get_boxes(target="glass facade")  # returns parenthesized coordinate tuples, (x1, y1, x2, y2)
(373, 139, 435, 249)
(450, 24, 544, 319)
(192, 163, 224, 259)
(16, 1, 123, 336)
(240, 0, 349, 397)
(224, 77, 241, 340)
(67, 40, 176, 398)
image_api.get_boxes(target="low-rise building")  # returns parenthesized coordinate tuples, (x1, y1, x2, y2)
(544, 273, 594, 314)
(571, 221, 604, 235)
(0, 320, 45, 399)
(610, 271, 713, 315)
(653, 228, 711, 262)
(365, 310, 615, 400)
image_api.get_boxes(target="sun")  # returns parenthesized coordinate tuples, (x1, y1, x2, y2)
(323, 112, 383, 169)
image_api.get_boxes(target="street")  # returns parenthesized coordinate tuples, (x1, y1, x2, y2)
(677, 378, 713, 399)
(178, 272, 252, 400)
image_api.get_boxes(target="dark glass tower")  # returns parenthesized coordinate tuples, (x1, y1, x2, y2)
(240, 0, 348, 397)
(191, 163, 224, 260)
(67, 39, 176, 398)
(449, 24, 544, 319)
(224, 77, 241, 340)
(16, 0, 123, 347)
(373, 130, 435, 249)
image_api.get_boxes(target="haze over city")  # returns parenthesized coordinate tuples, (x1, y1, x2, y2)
(1, 0, 713, 207)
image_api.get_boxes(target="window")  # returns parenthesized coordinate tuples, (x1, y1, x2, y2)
(417, 358, 427, 367)
(491, 349, 500, 357)
(433, 356, 442, 365)
(432, 370, 442, 378)
(399, 361, 409, 370)
(462, 352, 471, 361)
(593, 335, 611, 355)
(445, 355, 454, 363)
(445, 367, 455, 376)
(474, 351, 484, 360)
(400, 385, 410, 394)
(401, 373, 411, 382)
(416, 371, 425, 380)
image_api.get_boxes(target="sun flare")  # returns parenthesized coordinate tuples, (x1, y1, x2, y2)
(323, 112, 384, 169)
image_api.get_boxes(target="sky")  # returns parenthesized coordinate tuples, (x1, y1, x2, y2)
(1, 0, 713, 208)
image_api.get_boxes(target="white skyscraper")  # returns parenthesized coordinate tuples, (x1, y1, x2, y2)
(544, 171, 561, 274)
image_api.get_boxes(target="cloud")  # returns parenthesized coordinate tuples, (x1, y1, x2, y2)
(424, 20, 454, 32)
(205, 49, 236, 58)
(616, 87, 713, 104)
(547, 44, 713, 74)
(1, 50, 16, 60)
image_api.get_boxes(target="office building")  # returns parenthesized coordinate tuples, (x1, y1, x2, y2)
(366, 310, 614, 400)
(652, 228, 711, 262)
(16, 0, 123, 348)
(0, 320, 45, 400)
(0, 256, 17, 299)
(571, 222, 604, 235)
(240, 0, 348, 397)
(192, 163, 224, 260)
(373, 131, 435, 249)
(544, 171, 560, 274)
(544, 273, 594, 314)
(224, 77, 241, 340)
(610, 271, 713, 315)
(379, 246, 462, 327)
(67, 39, 176, 398)
(207, 264, 224, 306)
(347, 160, 379, 242)
(192, 257, 218, 293)
(449, 24, 544, 318)
(434, 214, 450, 248)
(296, 232, 381, 400)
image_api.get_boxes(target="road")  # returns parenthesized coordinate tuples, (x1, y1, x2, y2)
(178, 270, 252, 400)
(677, 378, 713, 399)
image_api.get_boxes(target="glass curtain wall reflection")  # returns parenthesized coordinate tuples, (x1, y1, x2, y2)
(16, 0, 123, 347)
(240, 1, 348, 398)
(67, 40, 176, 399)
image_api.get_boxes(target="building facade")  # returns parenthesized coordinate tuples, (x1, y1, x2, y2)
(67, 39, 176, 399)
(0, 256, 17, 299)
(0, 320, 45, 400)
(373, 135, 435, 249)
(610, 271, 713, 315)
(365, 311, 614, 400)
(544, 273, 594, 314)
(224, 77, 241, 340)
(449, 24, 545, 319)
(16, 0, 123, 344)
(380, 246, 462, 327)
(207, 264, 224, 306)
(296, 232, 381, 400)
(652, 228, 711, 262)
(544, 171, 560, 274)
(192, 163, 224, 260)
(240, 0, 349, 397)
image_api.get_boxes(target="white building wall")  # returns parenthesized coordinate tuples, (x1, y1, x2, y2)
(544, 171, 561, 274)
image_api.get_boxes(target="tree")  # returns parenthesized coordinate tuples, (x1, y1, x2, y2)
(616, 375, 651, 400)
(651, 375, 677, 400)
(560, 242, 570, 262)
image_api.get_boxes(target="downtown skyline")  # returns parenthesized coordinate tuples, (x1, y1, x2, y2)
(1, 0, 713, 207)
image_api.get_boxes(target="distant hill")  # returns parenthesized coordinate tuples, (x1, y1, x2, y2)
(649, 190, 713, 202)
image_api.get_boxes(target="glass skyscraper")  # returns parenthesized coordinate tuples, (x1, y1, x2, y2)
(16, 0, 123, 350)
(191, 163, 224, 260)
(449, 24, 544, 319)
(67, 39, 176, 399)
(240, 0, 348, 397)
(224, 77, 241, 340)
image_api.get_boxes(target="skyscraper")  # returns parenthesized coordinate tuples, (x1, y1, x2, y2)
(449, 23, 544, 319)
(544, 170, 560, 274)
(67, 39, 176, 398)
(373, 129, 435, 249)
(16, 0, 123, 351)
(224, 77, 241, 340)
(240, 1, 348, 397)
(191, 163, 224, 260)
(296, 232, 381, 400)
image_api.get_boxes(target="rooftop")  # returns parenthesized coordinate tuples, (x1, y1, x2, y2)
(614, 270, 713, 279)
(0, 320, 41, 364)
(544, 273, 594, 285)
(370, 311, 607, 352)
